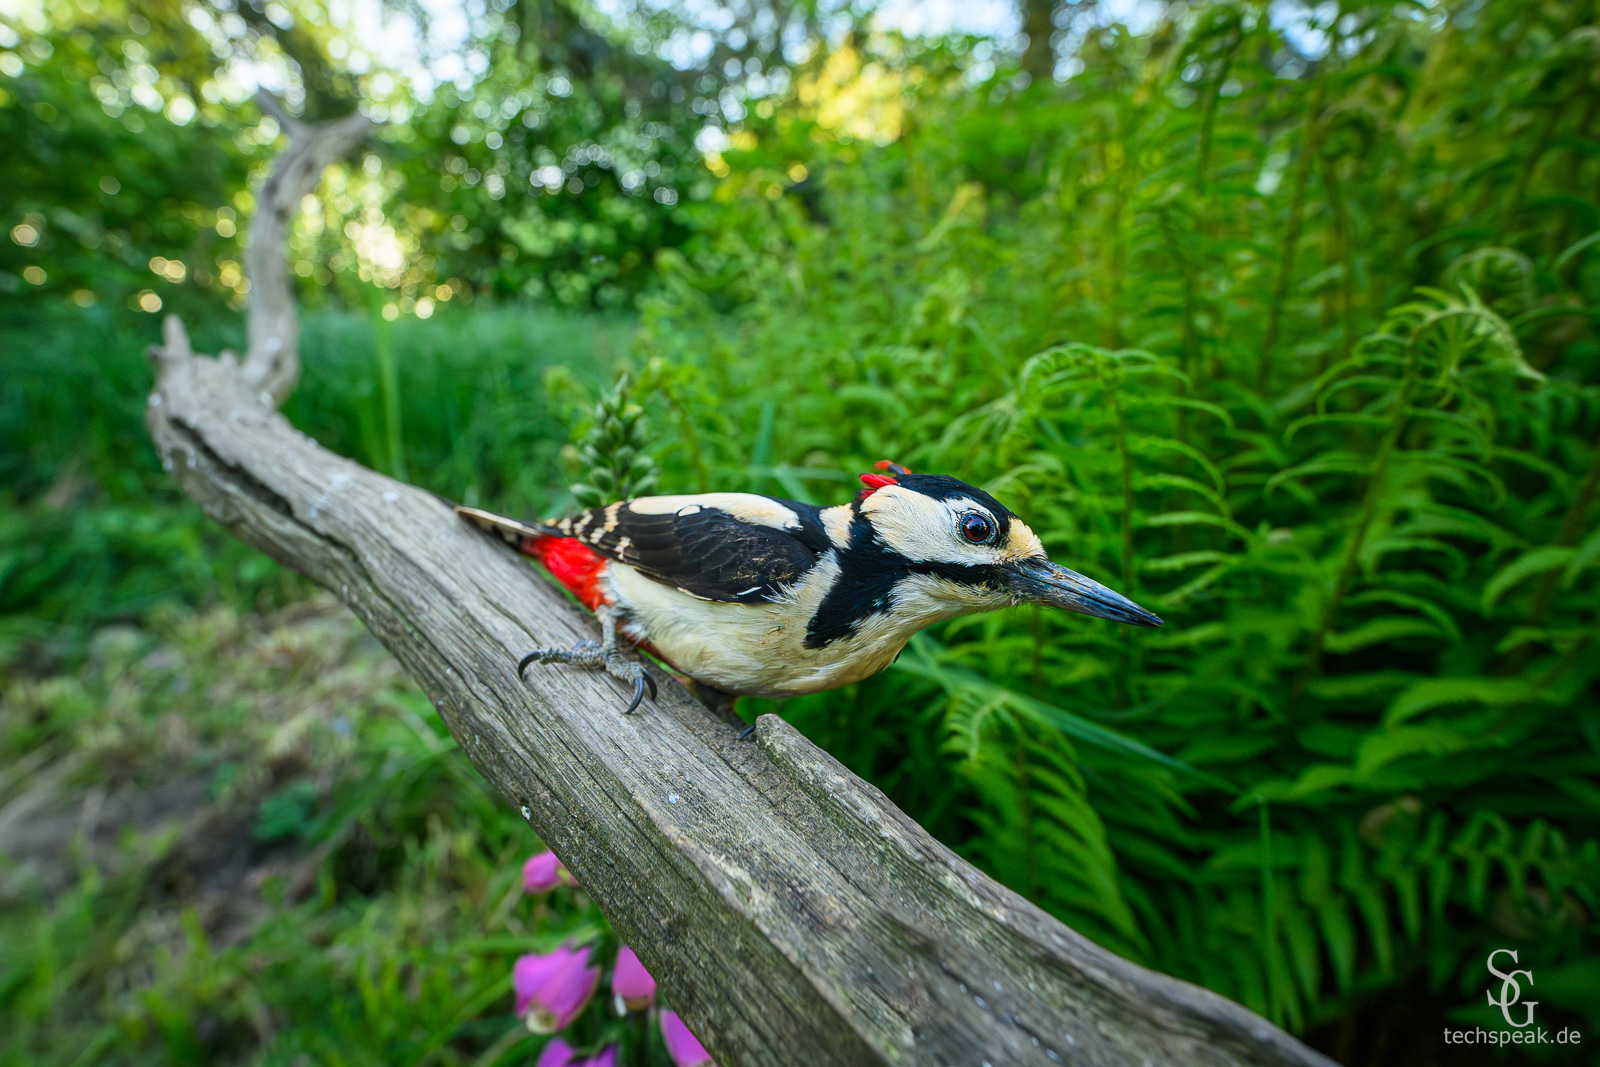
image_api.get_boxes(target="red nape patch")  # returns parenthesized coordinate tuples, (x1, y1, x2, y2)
(858, 473, 898, 495)
(859, 460, 913, 499)
(855, 472, 899, 503)
(522, 536, 609, 610)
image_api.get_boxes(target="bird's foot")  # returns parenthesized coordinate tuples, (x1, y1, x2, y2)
(518, 641, 658, 715)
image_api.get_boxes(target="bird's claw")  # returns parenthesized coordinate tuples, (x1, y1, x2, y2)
(519, 641, 602, 678)
(623, 673, 649, 715)
(516, 640, 656, 716)
(607, 652, 657, 716)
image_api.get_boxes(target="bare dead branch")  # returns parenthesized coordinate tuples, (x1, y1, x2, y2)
(241, 92, 373, 405)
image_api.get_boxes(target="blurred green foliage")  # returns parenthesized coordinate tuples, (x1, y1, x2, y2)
(0, 598, 621, 1066)
(0, 5, 262, 317)
(0, 0, 814, 314)
(4, 0, 1600, 1065)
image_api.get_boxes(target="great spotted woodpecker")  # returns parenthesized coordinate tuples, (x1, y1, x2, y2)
(457, 463, 1161, 718)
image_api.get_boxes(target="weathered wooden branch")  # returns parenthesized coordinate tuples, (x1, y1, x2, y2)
(143, 101, 1338, 1067)
(240, 92, 373, 404)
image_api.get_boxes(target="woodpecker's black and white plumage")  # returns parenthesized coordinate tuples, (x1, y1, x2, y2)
(457, 464, 1161, 716)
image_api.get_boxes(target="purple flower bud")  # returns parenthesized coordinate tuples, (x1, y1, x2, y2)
(523, 850, 576, 893)
(660, 1009, 713, 1066)
(576, 1046, 618, 1067)
(535, 1038, 578, 1067)
(611, 946, 656, 1012)
(514, 945, 601, 1033)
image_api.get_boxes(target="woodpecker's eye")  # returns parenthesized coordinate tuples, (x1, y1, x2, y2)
(959, 513, 995, 545)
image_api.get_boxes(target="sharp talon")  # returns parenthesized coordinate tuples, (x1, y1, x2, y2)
(517, 650, 544, 678)
(517, 631, 651, 710)
(623, 674, 647, 716)
(737, 724, 757, 742)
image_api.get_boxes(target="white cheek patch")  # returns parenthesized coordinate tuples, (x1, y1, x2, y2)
(863, 486, 1005, 565)
(627, 493, 802, 530)
(864, 487, 1048, 564)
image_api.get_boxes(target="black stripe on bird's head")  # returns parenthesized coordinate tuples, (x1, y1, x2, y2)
(852, 464, 1162, 629)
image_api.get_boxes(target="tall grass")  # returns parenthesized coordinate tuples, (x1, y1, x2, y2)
(289, 303, 629, 512)
(0, 304, 624, 666)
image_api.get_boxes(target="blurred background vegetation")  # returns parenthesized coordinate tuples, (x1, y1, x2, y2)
(4, 0, 1599, 1064)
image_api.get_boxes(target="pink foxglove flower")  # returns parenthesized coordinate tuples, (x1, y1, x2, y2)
(576, 1046, 618, 1067)
(660, 1009, 713, 1066)
(611, 946, 656, 1012)
(514, 945, 601, 1033)
(535, 1038, 578, 1067)
(523, 850, 576, 893)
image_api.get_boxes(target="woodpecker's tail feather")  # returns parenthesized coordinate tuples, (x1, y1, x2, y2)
(455, 505, 560, 549)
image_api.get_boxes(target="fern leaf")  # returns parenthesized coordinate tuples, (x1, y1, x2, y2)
(1385, 677, 1553, 726)
(1482, 546, 1578, 612)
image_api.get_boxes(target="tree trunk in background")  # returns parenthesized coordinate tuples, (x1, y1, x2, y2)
(1021, 0, 1056, 82)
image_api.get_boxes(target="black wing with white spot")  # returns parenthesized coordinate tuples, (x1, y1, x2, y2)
(546, 497, 827, 603)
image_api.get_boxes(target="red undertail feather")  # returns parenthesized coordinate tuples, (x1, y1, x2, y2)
(524, 536, 609, 610)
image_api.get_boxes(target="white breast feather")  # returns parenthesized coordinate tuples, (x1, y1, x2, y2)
(604, 554, 997, 698)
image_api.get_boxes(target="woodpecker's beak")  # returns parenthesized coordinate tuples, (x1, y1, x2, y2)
(1007, 558, 1163, 628)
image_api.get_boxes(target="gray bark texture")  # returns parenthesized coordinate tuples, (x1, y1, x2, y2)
(142, 101, 1338, 1067)
(240, 92, 372, 404)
